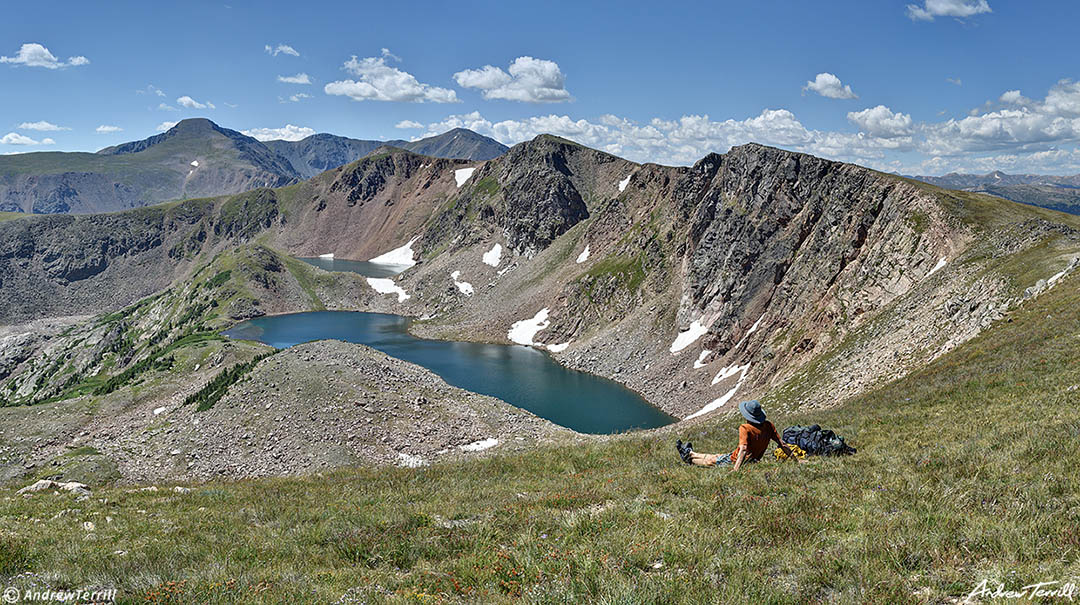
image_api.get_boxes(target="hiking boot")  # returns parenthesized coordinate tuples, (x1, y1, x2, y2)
(676, 440, 692, 464)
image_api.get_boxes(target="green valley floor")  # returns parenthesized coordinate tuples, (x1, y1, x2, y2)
(1, 274, 1078, 604)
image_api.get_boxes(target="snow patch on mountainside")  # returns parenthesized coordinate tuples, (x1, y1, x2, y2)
(368, 237, 418, 268)
(451, 270, 474, 296)
(483, 243, 503, 267)
(455, 167, 476, 188)
(367, 278, 410, 302)
(460, 438, 499, 452)
(926, 257, 947, 278)
(687, 368, 750, 420)
(693, 350, 711, 369)
(508, 308, 550, 346)
(670, 321, 709, 353)
(547, 341, 571, 353)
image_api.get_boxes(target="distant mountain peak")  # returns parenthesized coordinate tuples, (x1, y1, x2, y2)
(4, 122, 509, 215)
(96, 117, 256, 156)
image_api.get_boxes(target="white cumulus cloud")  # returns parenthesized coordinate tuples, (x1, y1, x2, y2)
(17, 121, 69, 131)
(453, 56, 571, 103)
(395, 120, 424, 129)
(847, 105, 914, 138)
(241, 124, 316, 141)
(277, 73, 311, 84)
(0, 43, 89, 69)
(412, 76, 1080, 175)
(156, 121, 178, 132)
(281, 93, 312, 103)
(177, 96, 215, 110)
(96, 125, 123, 134)
(803, 73, 858, 99)
(923, 79, 1080, 155)
(907, 0, 991, 21)
(324, 52, 458, 103)
(264, 44, 299, 57)
(1, 132, 54, 145)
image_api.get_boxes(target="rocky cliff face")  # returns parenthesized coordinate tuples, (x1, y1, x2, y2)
(394, 140, 1080, 418)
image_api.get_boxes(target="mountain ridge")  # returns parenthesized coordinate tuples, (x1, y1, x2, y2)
(1, 136, 1076, 438)
(0, 119, 508, 215)
(910, 169, 1080, 215)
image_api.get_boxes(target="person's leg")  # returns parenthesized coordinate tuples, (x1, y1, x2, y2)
(689, 452, 719, 466)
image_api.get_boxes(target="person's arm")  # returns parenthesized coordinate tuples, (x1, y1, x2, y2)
(731, 445, 747, 471)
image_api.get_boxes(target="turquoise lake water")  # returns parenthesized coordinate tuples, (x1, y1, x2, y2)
(295, 256, 405, 279)
(223, 311, 676, 434)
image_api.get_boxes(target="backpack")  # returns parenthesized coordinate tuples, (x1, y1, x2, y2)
(782, 424, 856, 456)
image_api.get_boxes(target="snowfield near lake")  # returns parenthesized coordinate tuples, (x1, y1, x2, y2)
(712, 363, 749, 385)
(482, 243, 503, 267)
(687, 363, 751, 420)
(318, 253, 334, 259)
(368, 237, 418, 268)
(508, 308, 551, 346)
(547, 341, 571, 353)
(454, 167, 476, 188)
(618, 175, 631, 192)
(926, 257, 947, 278)
(670, 320, 709, 353)
(693, 350, 711, 369)
(576, 246, 590, 263)
(450, 271, 474, 296)
(460, 438, 499, 452)
(367, 278, 410, 302)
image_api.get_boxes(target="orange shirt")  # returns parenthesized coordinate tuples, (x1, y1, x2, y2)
(731, 421, 782, 462)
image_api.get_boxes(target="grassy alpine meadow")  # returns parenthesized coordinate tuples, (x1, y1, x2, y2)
(2, 275, 1079, 604)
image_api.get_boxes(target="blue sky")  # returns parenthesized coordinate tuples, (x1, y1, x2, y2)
(2, 0, 1080, 174)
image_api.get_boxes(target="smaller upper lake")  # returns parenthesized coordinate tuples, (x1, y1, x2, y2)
(296, 256, 405, 279)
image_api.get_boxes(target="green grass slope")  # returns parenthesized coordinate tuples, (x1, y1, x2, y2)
(2, 271, 1078, 602)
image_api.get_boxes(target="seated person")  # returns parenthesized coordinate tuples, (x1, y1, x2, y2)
(677, 400, 804, 471)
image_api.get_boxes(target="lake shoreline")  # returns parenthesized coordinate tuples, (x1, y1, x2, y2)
(223, 310, 677, 435)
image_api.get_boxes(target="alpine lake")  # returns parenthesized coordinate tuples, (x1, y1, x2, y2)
(221, 257, 677, 434)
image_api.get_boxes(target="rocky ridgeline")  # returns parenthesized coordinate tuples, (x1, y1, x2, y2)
(0, 120, 508, 215)
(2, 135, 1079, 457)
(397, 141, 1080, 417)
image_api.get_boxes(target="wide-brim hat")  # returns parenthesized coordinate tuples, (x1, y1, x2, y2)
(739, 399, 767, 424)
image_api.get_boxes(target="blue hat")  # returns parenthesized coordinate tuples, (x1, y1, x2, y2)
(738, 400, 767, 424)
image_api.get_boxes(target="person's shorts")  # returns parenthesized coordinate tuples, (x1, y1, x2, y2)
(715, 453, 758, 466)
